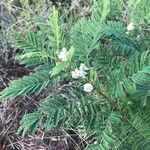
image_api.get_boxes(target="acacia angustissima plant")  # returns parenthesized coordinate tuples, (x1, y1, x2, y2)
(0, 0, 150, 149)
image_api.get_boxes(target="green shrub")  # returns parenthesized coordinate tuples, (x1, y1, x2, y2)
(0, 0, 150, 149)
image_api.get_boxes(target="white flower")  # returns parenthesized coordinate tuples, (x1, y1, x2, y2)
(83, 83, 93, 92)
(137, 35, 140, 39)
(127, 22, 134, 31)
(71, 68, 81, 79)
(79, 63, 89, 71)
(71, 63, 88, 79)
(58, 47, 68, 61)
(79, 70, 87, 78)
(71, 68, 87, 79)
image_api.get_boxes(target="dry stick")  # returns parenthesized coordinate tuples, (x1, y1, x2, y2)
(2, 100, 30, 137)
(25, 95, 39, 107)
(6, 139, 23, 148)
(70, 128, 90, 148)
(28, 133, 50, 150)
(0, 100, 20, 127)
(0, 77, 7, 87)
(41, 134, 78, 139)
(7, 137, 15, 149)
(61, 128, 82, 150)
(0, 2, 34, 13)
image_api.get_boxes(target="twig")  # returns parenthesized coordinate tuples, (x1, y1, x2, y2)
(61, 128, 82, 150)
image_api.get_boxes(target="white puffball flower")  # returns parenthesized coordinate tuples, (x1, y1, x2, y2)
(71, 68, 82, 79)
(58, 47, 68, 61)
(71, 68, 87, 79)
(79, 70, 87, 78)
(127, 22, 134, 31)
(83, 83, 93, 92)
(71, 63, 88, 79)
(79, 63, 89, 71)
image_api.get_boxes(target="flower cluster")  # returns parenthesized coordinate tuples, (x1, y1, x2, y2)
(58, 47, 68, 61)
(83, 83, 93, 92)
(127, 22, 134, 31)
(71, 63, 89, 79)
(71, 64, 94, 92)
(58, 48, 94, 92)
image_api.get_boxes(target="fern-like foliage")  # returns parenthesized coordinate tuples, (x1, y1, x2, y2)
(18, 90, 121, 149)
(0, 71, 50, 99)
(71, 18, 140, 64)
(122, 115, 150, 150)
(0, 1, 150, 149)
(128, 0, 150, 25)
